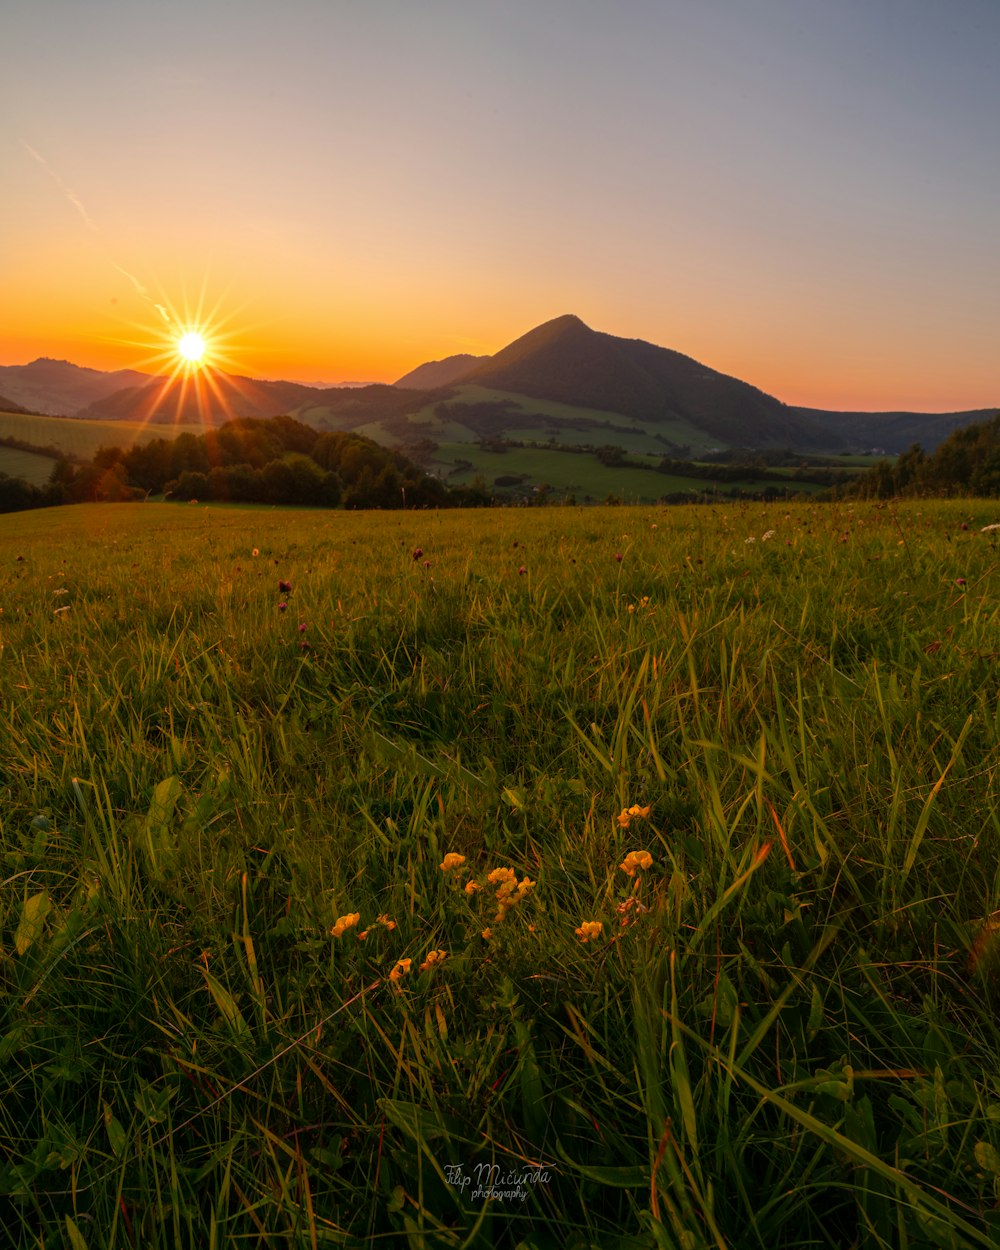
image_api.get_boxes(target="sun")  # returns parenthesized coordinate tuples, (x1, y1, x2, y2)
(177, 330, 207, 365)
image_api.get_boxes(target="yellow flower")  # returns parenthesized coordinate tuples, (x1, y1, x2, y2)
(487, 867, 517, 886)
(440, 853, 466, 871)
(617, 804, 652, 829)
(376, 913, 396, 930)
(389, 958, 412, 983)
(620, 850, 653, 877)
(481, 928, 492, 940)
(331, 912, 360, 937)
(252, 547, 259, 557)
(419, 949, 448, 972)
(464, 880, 481, 896)
(575, 921, 604, 943)
(516, 876, 536, 898)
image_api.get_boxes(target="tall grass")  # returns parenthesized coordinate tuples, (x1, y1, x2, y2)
(1, 498, 999, 1247)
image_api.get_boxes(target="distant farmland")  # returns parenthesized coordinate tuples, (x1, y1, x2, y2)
(0, 410, 213, 462)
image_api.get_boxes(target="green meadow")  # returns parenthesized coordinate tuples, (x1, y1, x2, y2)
(0, 411, 213, 463)
(2, 499, 1000, 1248)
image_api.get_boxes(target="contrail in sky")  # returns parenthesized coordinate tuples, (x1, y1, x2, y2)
(21, 140, 99, 233)
(21, 139, 175, 326)
(111, 263, 173, 325)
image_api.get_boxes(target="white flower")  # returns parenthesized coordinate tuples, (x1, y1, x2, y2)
(744, 536, 756, 544)
(761, 530, 775, 541)
(980, 523, 1000, 532)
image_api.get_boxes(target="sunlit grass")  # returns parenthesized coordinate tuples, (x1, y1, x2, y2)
(1, 498, 999, 1247)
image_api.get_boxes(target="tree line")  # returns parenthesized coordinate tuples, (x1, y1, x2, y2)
(845, 413, 1000, 499)
(0, 417, 492, 513)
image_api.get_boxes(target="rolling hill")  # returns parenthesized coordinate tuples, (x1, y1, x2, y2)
(0, 358, 152, 416)
(394, 353, 489, 389)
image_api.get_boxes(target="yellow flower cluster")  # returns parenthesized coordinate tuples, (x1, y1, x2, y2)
(389, 958, 411, 983)
(617, 804, 652, 829)
(620, 850, 653, 876)
(487, 867, 535, 921)
(332, 911, 396, 940)
(420, 949, 448, 971)
(439, 853, 466, 871)
(575, 921, 603, 943)
(627, 596, 651, 614)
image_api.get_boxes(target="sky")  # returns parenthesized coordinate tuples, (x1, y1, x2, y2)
(1, 0, 998, 411)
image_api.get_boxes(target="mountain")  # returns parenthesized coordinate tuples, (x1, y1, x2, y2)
(395, 353, 490, 389)
(454, 314, 838, 450)
(74, 368, 323, 424)
(0, 358, 152, 416)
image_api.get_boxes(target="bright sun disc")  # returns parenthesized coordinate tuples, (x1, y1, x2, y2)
(178, 331, 206, 363)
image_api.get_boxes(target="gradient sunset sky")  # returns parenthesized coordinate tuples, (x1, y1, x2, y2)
(2, 0, 997, 411)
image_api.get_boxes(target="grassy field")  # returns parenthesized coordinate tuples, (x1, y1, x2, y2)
(433, 443, 828, 500)
(1, 499, 1000, 1247)
(0, 411, 213, 461)
(0, 447, 59, 486)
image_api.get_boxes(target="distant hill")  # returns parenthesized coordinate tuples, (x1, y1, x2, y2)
(0, 392, 34, 415)
(794, 406, 998, 455)
(76, 369, 323, 424)
(395, 353, 490, 389)
(0, 358, 152, 416)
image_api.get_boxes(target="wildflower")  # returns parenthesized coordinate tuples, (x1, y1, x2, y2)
(980, 523, 1000, 532)
(252, 548, 259, 557)
(617, 804, 652, 829)
(440, 852, 466, 871)
(628, 604, 636, 614)
(278, 602, 287, 612)
(389, 958, 411, 983)
(279, 579, 292, 594)
(300, 640, 310, 650)
(423, 560, 431, 568)
(620, 850, 653, 876)
(419, 949, 447, 971)
(518, 565, 527, 575)
(761, 531, 775, 541)
(412, 548, 423, 560)
(575, 921, 603, 942)
(298, 622, 307, 632)
(487, 867, 517, 887)
(464, 880, 481, 896)
(376, 913, 396, 930)
(331, 912, 360, 937)
(956, 578, 967, 586)
(615, 552, 623, 562)
(745, 536, 756, 544)
(516, 876, 535, 898)
(481, 928, 492, 940)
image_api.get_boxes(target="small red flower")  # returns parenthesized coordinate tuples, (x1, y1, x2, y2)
(279, 579, 292, 594)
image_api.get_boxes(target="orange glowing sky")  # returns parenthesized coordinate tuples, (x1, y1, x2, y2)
(2, 1, 998, 413)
